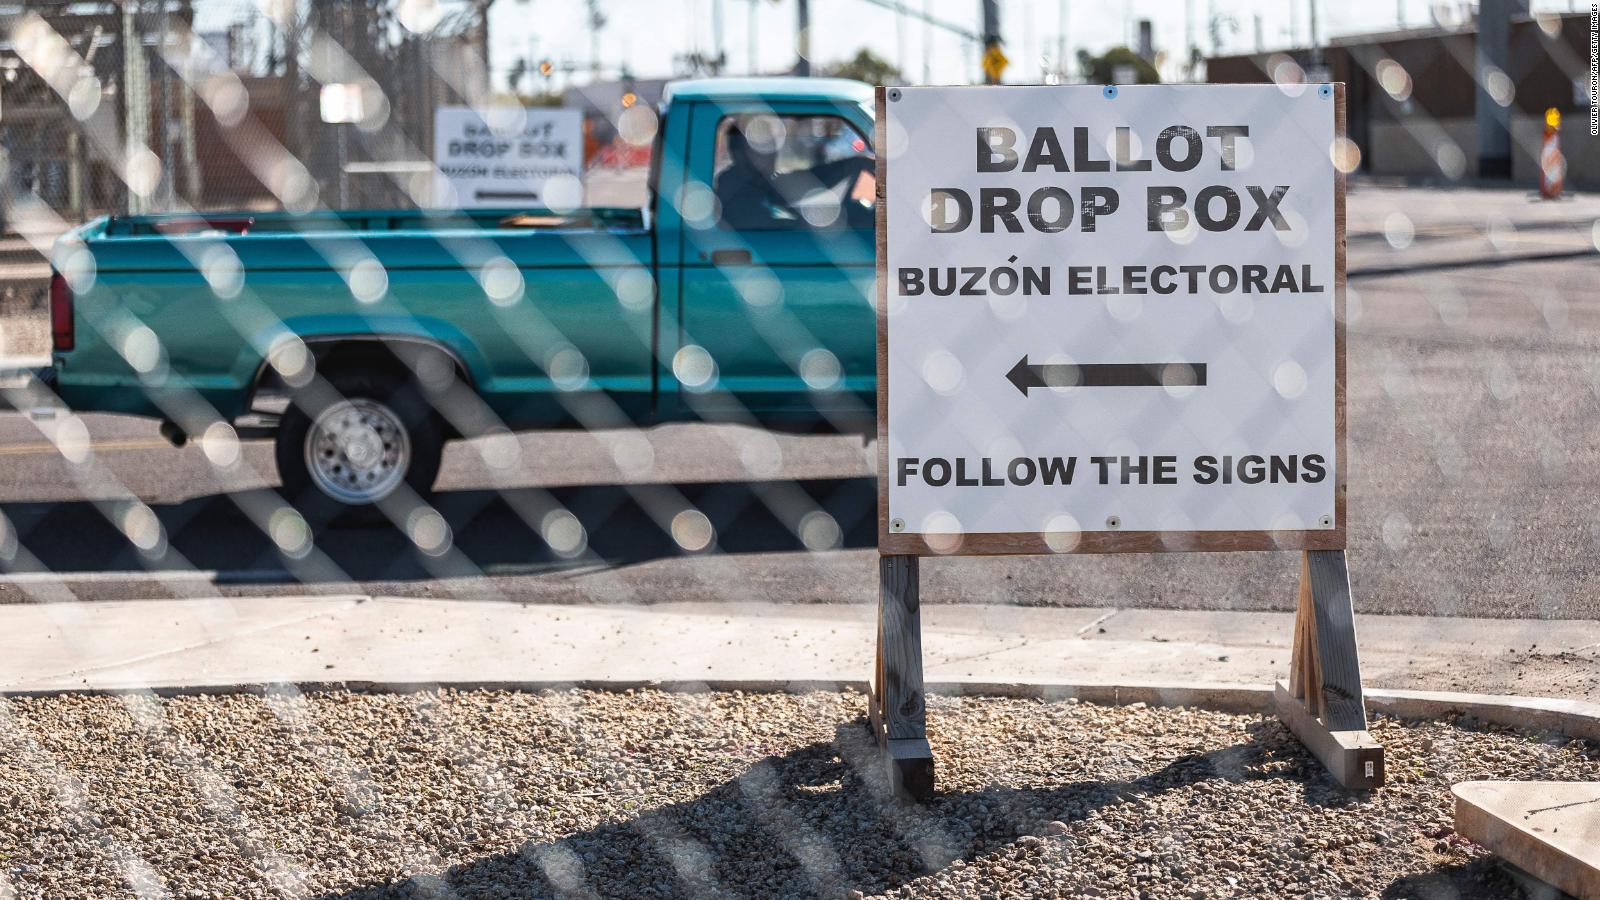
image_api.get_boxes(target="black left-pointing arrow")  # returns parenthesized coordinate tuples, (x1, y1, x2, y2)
(1005, 356, 1207, 395)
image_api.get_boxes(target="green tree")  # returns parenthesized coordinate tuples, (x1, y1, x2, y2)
(823, 48, 902, 85)
(1076, 46, 1160, 85)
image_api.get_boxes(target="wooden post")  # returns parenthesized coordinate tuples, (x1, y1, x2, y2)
(1274, 549, 1385, 790)
(869, 554, 933, 801)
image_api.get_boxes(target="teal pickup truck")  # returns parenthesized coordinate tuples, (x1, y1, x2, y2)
(43, 78, 877, 517)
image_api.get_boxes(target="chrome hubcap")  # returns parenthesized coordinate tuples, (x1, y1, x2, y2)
(306, 398, 410, 505)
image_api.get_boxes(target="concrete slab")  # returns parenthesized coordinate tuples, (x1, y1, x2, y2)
(1454, 781, 1600, 899)
(3, 596, 1599, 702)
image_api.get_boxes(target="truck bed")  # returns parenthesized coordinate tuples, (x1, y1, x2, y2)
(53, 206, 658, 426)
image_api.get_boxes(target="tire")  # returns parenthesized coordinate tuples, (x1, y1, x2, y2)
(275, 370, 444, 525)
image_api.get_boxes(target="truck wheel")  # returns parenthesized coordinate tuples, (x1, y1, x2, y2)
(275, 372, 443, 524)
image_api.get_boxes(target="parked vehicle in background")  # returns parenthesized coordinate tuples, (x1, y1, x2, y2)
(41, 78, 877, 519)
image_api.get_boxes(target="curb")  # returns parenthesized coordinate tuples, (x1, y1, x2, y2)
(5, 678, 1597, 744)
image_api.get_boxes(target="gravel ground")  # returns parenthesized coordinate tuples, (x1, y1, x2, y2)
(1, 688, 1594, 899)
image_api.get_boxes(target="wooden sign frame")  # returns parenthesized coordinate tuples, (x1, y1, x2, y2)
(874, 84, 1349, 558)
(868, 85, 1381, 803)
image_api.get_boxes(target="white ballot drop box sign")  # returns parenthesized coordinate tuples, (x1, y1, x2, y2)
(877, 84, 1346, 555)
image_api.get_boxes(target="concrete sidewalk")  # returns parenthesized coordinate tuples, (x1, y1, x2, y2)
(3, 596, 1593, 702)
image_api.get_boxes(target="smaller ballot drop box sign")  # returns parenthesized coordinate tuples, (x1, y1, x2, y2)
(877, 83, 1347, 555)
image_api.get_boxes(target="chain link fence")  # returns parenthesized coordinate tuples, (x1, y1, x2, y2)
(1, 0, 502, 222)
(0, 0, 545, 347)
(0, 5, 1597, 895)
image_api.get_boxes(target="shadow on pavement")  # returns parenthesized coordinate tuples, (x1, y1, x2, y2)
(1348, 247, 1599, 280)
(312, 722, 1288, 900)
(0, 476, 876, 584)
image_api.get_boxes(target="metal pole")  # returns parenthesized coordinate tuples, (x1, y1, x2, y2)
(337, 3, 350, 208)
(68, 22, 107, 218)
(587, 0, 604, 79)
(179, 36, 200, 203)
(67, 131, 83, 220)
(121, 0, 150, 216)
(1308, 0, 1321, 64)
(795, 0, 811, 76)
(923, 0, 933, 84)
(981, 0, 1001, 84)
(157, 0, 173, 211)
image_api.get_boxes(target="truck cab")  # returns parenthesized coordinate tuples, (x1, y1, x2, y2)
(652, 78, 877, 428)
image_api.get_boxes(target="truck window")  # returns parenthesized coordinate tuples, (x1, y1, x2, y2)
(711, 114, 875, 231)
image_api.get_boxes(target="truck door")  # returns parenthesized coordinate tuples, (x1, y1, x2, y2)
(674, 100, 876, 427)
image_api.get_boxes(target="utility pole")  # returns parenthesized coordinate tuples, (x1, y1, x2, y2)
(157, 0, 173, 211)
(121, 0, 150, 215)
(178, 30, 199, 204)
(337, 2, 350, 208)
(795, 0, 811, 76)
(981, 0, 1001, 84)
(66, 23, 107, 218)
(1308, 0, 1321, 65)
(283, 4, 302, 180)
(586, 0, 605, 80)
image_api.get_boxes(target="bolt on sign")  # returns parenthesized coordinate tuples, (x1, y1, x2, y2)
(877, 84, 1346, 556)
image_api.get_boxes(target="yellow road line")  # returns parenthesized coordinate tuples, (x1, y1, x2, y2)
(0, 438, 176, 457)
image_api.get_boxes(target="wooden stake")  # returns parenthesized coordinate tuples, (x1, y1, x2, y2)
(1275, 549, 1385, 790)
(873, 554, 933, 801)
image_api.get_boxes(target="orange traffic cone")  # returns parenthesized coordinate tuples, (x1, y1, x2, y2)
(1539, 108, 1565, 200)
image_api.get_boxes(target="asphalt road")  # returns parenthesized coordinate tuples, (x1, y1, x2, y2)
(2, 185, 1598, 618)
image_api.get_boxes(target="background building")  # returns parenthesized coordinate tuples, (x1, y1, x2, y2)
(0, 0, 493, 222)
(1207, 11, 1595, 189)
